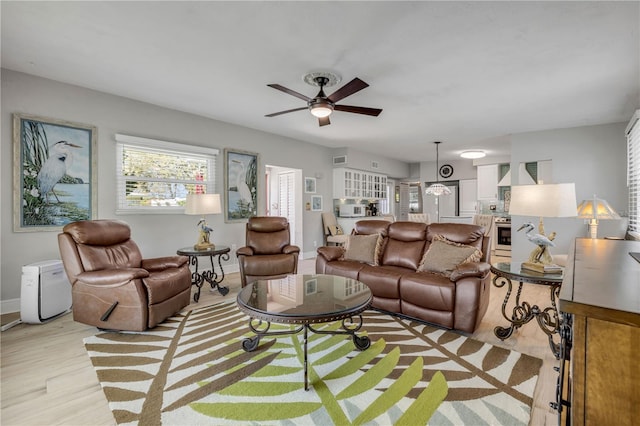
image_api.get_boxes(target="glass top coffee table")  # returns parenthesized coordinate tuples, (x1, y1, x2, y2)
(236, 274, 372, 390)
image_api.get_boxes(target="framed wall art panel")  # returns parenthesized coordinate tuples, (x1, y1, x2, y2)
(13, 113, 97, 232)
(224, 148, 259, 222)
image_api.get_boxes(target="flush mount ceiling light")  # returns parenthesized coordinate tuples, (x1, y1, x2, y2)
(460, 150, 486, 159)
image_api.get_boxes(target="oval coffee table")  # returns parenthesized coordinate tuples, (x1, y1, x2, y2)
(236, 274, 372, 390)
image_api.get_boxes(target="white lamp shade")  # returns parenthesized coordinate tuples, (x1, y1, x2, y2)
(185, 193, 222, 215)
(509, 183, 577, 218)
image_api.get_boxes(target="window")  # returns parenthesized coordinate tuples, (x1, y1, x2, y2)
(115, 134, 218, 213)
(627, 111, 640, 235)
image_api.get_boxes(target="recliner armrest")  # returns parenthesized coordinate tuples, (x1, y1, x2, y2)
(283, 245, 300, 255)
(236, 246, 254, 257)
(76, 268, 149, 286)
(142, 255, 188, 271)
(449, 262, 490, 282)
(317, 246, 345, 262)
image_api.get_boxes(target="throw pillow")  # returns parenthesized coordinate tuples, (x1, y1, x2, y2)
(418, 234, 482, 277)
(343, 234, 381, 265)
(329, 225, 344, 236)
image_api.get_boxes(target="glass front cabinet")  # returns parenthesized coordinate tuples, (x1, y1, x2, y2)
(334, 168, 387, 199)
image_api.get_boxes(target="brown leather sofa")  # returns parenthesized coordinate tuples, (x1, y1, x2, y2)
(236, 216, 300, 287)
(316, 220, 491, 333)
(58, 219, 192, 331)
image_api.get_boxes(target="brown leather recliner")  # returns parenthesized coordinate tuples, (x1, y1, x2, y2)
(236, 216, 300, 287)
(58, 219, 192, 331)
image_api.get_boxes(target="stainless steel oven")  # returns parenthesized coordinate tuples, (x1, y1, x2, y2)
(494, 219, 511, 255)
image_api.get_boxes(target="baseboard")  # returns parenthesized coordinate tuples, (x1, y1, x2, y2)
(1, 298, 20, 314)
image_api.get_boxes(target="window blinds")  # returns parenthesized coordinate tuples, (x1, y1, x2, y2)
(627, 111, 640, 233)
(114, 134, 218, 212)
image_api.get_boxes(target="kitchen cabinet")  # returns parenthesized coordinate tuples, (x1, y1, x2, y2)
(334, 168, 387, 199)
(477, 164, 498, 200)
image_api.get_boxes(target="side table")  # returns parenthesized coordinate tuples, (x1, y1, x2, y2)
(490, 262, 564, 359)
(177, 246, 231, 302)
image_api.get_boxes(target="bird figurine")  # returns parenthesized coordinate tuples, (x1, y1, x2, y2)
(37, 140, 81, 203)
(517, 221, 556, 264)
(194, 219, 215, 250)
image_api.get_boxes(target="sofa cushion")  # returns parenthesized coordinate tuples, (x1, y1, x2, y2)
(426, 223, 484, 251)
(400, 272, 455, 311)
(323, 260, 365, 279)
(379, 222, 427, 270)
(418, 235, 482, 276)
(343, 234, 382, 264)
(358, 265, 406, 299)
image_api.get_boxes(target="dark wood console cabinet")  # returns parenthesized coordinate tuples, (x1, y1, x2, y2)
(557, 238, 640, 425)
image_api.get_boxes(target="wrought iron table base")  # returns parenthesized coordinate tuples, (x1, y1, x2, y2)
(187, 252, 230, 302)
(493, 274, 562, 359)
(241, 315, 371, 390)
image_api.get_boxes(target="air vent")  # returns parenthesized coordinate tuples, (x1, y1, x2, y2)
(371, 161, 379, 169)
(333, 155, 347, 165)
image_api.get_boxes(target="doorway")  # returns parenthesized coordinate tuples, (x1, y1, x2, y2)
(265, 165, 303, 247)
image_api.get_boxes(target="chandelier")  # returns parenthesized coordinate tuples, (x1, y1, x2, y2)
(425, 141, 452, 196)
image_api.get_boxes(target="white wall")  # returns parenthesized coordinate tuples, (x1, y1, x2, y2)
(510, 122, 628, 262)
(331, 147, 409, 179)
(420, 158, 478, 184)
(0, 70, 346, 307)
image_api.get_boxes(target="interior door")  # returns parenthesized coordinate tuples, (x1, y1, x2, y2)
(278, 171, 296, 245)
(266, 165, 303, 248)
(398, 182, 410, 221)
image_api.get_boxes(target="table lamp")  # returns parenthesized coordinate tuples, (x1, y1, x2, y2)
(509, 183, 577, 266)
(185, 193, 222, 250)
(576, 195, 620, 238)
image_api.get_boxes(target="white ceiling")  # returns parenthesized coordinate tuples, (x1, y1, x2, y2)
(2, 1, 639, 163)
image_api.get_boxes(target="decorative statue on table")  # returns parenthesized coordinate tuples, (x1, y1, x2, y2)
(194, 219, 215, 250)
(517, 221, 560, 272)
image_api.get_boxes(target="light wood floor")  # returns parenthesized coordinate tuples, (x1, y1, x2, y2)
(1, 256, 559, 425)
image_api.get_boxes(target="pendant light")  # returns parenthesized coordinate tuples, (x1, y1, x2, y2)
(425, 141, 452, 196)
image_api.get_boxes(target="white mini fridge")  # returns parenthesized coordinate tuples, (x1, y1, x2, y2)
(20, 260, 72, 324)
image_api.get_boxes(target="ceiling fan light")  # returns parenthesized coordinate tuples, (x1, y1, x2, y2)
(460, 150, 486, 159)
(310, 104, 333, 118)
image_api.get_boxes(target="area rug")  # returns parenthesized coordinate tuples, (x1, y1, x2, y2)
(84, 301, 542, 425)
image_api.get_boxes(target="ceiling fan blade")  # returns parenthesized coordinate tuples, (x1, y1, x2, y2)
(327, 77, 369, 103)
(334, 104, 383, 117)
(267, 84, 311, 101)
(265, 107, 308, 117)
(318, 116, 331, 127)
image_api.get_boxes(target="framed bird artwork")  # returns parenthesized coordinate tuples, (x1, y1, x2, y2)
(13, 113, 97, 232)
(223, 148, 259, 223)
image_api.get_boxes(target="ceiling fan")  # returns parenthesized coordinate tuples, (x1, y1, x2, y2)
(265, 72, 382, 127)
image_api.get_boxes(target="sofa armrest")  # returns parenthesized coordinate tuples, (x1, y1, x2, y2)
(449, 262, 490, 282)
(142, 255, 188, 271)
(76, 268, 149, 286)
(236, 246, 254, 257)
(283, 245, 300, 255)
(317, 246, 344, 261)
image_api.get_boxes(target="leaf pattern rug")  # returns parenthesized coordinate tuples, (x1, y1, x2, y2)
(84, 301, 542, 425)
